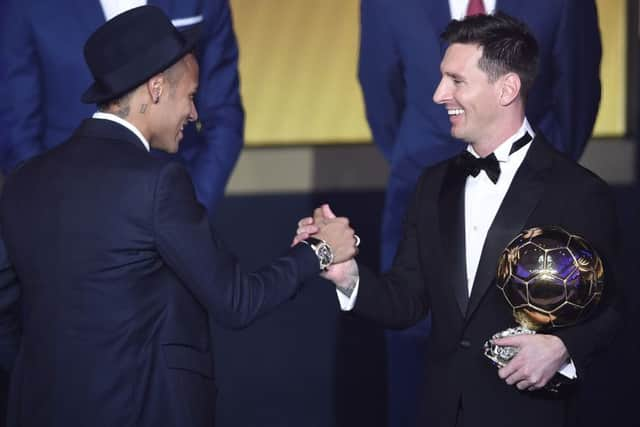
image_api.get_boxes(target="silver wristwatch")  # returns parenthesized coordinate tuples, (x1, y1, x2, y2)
(302, 237, 334, 270)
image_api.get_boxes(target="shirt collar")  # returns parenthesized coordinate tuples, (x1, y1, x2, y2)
(468, 118, 535, 162)
(92, 111, 150, 152)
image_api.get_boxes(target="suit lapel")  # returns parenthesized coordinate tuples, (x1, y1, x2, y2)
(465, 137, 554, 319)
(72, 0, 105, 31)
(438, 161, 469, 315)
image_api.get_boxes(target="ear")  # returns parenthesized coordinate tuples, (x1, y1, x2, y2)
(146, 73, 165, 104)
(498, 72, 521, 106)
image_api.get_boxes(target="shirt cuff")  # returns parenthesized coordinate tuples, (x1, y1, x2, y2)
(558, 359, 577, 379)
(336, 276, 359, 311)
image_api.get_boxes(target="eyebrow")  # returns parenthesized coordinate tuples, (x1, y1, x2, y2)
(444, 71, 464, 80)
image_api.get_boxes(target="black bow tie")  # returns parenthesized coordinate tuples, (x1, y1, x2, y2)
(458, 151, 501, 183)
(456, 132, 533, 184)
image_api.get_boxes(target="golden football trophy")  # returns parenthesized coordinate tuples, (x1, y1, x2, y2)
(483, 226, 605, 391)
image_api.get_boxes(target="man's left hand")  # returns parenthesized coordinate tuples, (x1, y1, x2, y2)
(495, 334, 569, 391)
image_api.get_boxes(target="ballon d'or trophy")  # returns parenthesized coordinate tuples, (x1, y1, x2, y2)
(483, 226, 605, 391)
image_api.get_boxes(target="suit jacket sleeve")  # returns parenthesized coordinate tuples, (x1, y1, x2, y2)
(153, 162, 319, 329)
(0, 0, 45, 173)
(354, 173, 430, 328)
(535, 0, 601, 160)
(0, 230, 20, 374)
(186, 0, 244, 212)
(358, 0, 405, 162)
(553, 180, 622, 376)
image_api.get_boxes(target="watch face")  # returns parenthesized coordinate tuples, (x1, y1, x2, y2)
(317, 243, 334, 269)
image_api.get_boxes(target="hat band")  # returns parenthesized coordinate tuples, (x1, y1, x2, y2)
(97, 34, 187, 98)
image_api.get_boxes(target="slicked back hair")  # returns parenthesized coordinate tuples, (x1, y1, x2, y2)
(441, 12, 539, 100)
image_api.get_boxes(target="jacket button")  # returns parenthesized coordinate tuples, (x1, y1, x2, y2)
(459, 339, 471, 349)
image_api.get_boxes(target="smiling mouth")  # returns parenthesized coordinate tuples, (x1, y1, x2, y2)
(447, 108, 465, 116)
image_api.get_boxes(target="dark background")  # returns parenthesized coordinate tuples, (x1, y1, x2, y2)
(210, 182, 640, 426)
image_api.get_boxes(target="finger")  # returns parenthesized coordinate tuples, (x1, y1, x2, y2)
(516, 380, 532, 391)
(313, 207, 325, 222)
(297, 217, 314, 227)
(322, 204, 337, 219)
(497, 356, 521, 380)
(297, 225, 319, 235)
(503, 369, 527, 386)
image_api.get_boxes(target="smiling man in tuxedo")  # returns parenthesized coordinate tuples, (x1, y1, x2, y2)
(357, 2, 603, 424)
(299, 12, 620, 427)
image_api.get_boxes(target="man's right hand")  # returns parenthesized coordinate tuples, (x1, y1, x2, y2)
(294, 204, 360, 293)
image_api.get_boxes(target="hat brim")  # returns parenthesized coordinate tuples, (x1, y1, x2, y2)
(81, 26, 200, 105)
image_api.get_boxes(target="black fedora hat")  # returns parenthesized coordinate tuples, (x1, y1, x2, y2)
(81, 5, 200, 104)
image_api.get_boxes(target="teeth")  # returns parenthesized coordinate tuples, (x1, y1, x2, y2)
(448, 108, 464, 116)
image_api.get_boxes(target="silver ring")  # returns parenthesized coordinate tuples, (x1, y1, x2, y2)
(354, 234, 361, 247)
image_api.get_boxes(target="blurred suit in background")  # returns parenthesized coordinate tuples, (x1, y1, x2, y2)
(0, 0, 244, 213)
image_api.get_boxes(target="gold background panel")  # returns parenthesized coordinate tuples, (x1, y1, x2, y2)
(231, 0, 365, 145)
(593, 0, 626, 137)
(230, 0, 626, 145)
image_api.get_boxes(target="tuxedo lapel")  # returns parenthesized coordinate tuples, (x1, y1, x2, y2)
(438, 162, 469, 315)
(465, 137, 554, 319)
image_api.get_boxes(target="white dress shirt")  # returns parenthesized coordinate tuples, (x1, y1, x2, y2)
(449, 0, 497, 20)
(92, 112, 151, 152)
(464, 119, 534, 295)
(99, 0, 203, 27)
(99, 0, 146, 21)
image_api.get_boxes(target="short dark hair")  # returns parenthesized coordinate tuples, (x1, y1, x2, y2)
(441, 12, 539, 99)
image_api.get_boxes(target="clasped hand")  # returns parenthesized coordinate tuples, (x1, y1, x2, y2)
(292, 204, 359, 290)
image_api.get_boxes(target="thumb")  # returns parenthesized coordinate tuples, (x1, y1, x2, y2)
(322, 203, 337, 219)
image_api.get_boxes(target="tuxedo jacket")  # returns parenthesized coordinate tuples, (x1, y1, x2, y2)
(0, 119, 319, 427)
(354, 135, 621, 427)
(358, 0, 602, 267)
(0, 0, 243, 212)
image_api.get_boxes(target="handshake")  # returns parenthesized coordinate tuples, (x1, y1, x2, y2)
(292, 204, 360, 296)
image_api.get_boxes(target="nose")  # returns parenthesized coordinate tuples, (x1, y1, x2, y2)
(432, 78, 449, 105)
(189, 102, 198, 122)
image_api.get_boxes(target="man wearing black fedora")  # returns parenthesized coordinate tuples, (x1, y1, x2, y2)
(0, 6, 358, 426)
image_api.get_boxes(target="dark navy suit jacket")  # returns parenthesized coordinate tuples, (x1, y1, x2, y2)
(0, 0, 243, 213)
(359, 0, 602, 269)
(0, 119, 319, 427)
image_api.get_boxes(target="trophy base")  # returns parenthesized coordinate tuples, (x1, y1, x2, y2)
(483, 326, 535, 368)
(483, 327, 573, 393)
